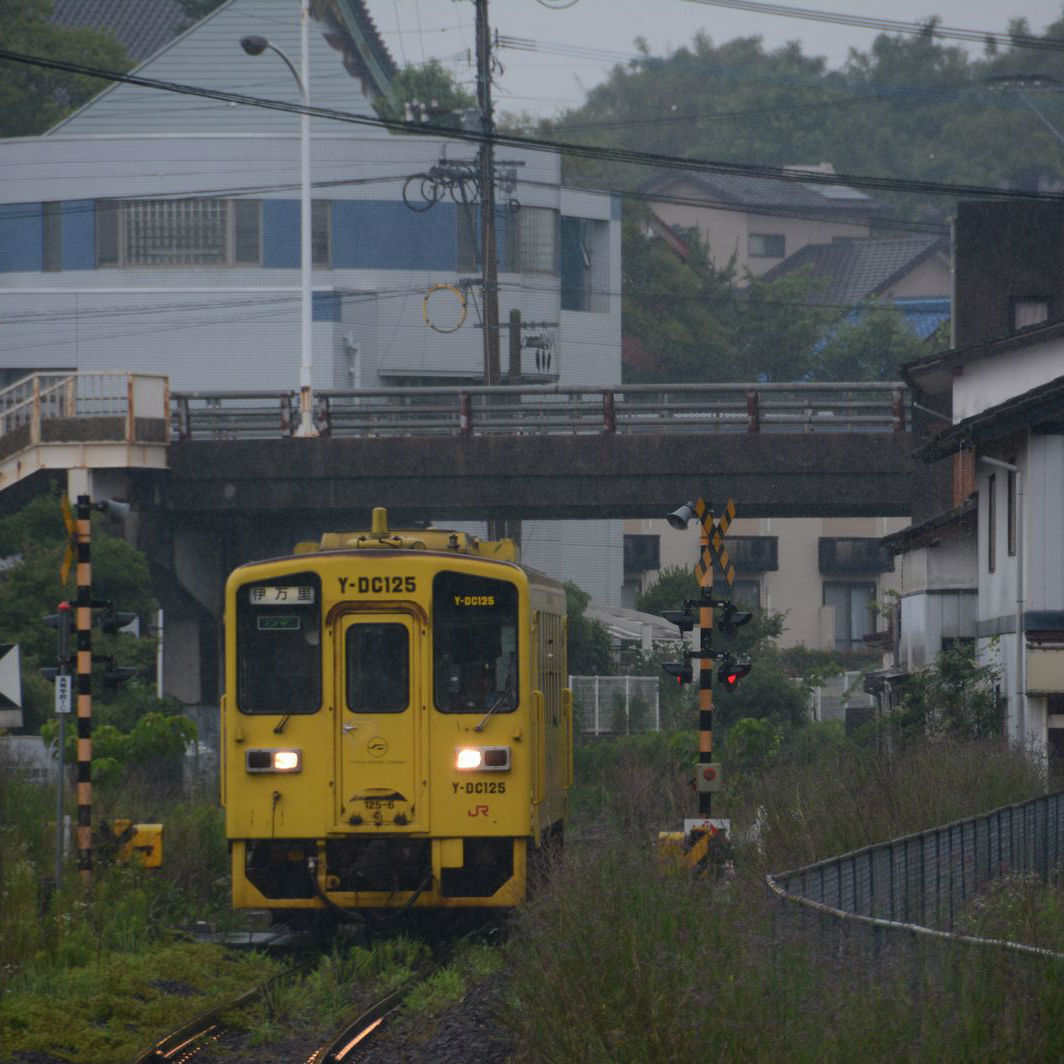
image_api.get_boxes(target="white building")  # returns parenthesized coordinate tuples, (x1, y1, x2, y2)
(0, 0, 624, 602)
(900, 322, 1064, 756)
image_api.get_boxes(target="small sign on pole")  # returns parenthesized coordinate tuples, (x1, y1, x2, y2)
(55, 673, 73, 715)
(0, 643, 23, 728)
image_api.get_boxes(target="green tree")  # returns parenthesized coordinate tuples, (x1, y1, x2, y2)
(372, 59, 476, 131)
(895, 640, 1003, 739)
(0, 0, 131, 137)
(622, 211, 738, 382)
(634, 564, 698, 615)
(810, 304, 936, 380)
(0, 493, 169, 734)
(563, 580, 614, 675)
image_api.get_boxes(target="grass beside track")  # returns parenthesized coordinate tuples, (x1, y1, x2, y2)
(0, 942, 277, 1064)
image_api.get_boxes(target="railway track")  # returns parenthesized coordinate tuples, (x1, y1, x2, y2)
(305, 982, 414, 1064)
(127, 920, 499, 1064)
(127, 980, 267, 1063)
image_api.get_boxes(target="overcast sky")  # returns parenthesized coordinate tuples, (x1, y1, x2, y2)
(368, 0, 1064, 118)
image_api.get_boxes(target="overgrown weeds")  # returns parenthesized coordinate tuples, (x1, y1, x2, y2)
(503, 734, 1064, 1062)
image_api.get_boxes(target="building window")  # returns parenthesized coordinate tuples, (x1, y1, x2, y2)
(233, 200, 261, 264)
(1011, 297, 1049, 331)
(42, 202, 61, 271)
(748, 232, 785, 258)
(987, 472, 996, 573)
(823, 581, 876, 651)
(818, 537, 893, 574)
(515, 206, 559, 274)
(312, 200, 330, 267)
(561, 216, 609, 312)
(1007, 466, 1017, 557)
(623, 534, 660, 573)
(96, 198, 264, 267)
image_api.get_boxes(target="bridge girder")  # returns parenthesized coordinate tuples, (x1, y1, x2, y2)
(149, 432, 934, 522)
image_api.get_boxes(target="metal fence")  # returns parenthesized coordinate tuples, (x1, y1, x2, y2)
(569, 675, 661, 736)
(768, 790, 1064, 952)
(170, 381, 909, 441)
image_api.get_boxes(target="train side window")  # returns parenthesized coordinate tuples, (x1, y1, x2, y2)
(346, 623, 410, 713)
(236, 573, 321, 714)
(433, 571, 519, 713)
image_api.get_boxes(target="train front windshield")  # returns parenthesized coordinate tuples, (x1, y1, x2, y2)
(235, 573, 322, 714)
(433, 571, 518, 713)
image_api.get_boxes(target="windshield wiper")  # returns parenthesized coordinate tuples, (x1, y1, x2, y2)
(474, 687, 514, 732)
(273, 713, 291, 734)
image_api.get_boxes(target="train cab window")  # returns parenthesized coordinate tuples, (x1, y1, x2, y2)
(346, 623, 410, 713)
(433, 571, 519, 713)
(236, 574, 321, 714)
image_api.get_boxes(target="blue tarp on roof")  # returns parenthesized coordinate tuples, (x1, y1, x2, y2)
(893, 297, 951, 340)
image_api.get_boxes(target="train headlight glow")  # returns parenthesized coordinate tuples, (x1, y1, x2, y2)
(246, 749, 303, 773)
(455, 746, 511, 771)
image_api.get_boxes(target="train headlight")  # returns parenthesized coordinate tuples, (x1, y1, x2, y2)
(246, 748, 303, 773)
(455, 746, 510, 771)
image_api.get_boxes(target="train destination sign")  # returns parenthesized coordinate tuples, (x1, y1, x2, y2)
(250, 585, 315, 606)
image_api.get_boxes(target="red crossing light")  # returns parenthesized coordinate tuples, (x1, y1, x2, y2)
(717, 656, 751, 691)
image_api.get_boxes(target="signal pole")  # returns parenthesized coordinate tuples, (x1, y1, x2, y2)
(474, 0, 501, 386)
(694, 501, 715, 816)
(74, 495, 94, 882)
(53, 601, 72, 887)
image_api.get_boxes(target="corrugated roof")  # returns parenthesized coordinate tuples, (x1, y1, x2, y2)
(52, 0, 188, 61)
(642, 169, 890, 216)
(762, 236, 946, 307)
(47, 0, 397, 136)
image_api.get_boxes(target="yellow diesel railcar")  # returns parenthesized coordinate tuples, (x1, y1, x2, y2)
(221, 509, 572, 915)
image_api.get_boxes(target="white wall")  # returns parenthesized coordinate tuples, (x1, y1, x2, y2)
(953, 334, 1064, 421)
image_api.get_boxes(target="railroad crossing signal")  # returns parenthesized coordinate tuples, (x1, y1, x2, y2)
(694, 497, 736, 587)
(716, 654, 752, 691)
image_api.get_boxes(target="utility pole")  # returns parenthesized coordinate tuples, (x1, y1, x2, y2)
(475, 0, 501, 386)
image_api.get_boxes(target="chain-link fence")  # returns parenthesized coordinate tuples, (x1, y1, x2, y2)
(569, 676, 660, 735)
(768, 790, 1064, 953)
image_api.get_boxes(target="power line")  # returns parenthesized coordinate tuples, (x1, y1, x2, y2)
(0, 46, 1060, 204)
(682, 0, 1064, 54)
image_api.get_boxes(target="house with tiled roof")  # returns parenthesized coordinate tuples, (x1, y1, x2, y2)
(761, 234, 952, 339)
(639, 163, 893, 278)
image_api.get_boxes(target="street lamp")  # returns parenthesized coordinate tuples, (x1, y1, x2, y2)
(240, 1, 316, 438)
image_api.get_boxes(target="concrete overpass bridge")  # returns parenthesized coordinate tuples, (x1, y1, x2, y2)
(0, 373, 946, 708)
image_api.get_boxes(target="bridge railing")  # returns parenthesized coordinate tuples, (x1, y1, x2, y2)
(171, 382, 909, 440)
(0, 372, 171, 448)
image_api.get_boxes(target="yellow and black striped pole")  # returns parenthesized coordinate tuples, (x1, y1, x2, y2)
(693, 500, 715, 816)
(75, 494, 93, 881)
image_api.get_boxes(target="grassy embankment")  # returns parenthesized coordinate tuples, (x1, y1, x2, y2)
(503, 731, 1064, 1063)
